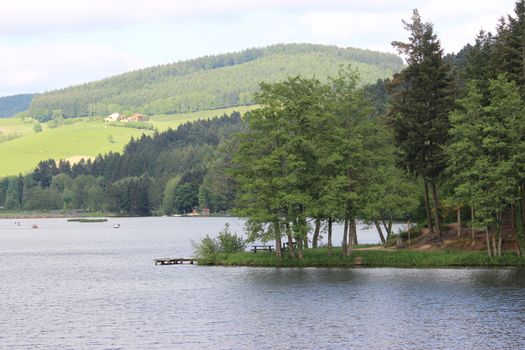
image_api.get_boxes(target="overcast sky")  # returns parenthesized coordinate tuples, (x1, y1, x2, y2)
(0, 0, 517, 97)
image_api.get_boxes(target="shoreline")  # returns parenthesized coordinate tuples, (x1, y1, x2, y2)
(197, 248, 525, 268)
(0, 211, 233, 219)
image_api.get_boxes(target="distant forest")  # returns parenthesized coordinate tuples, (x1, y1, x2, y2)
(28, 44, 403, 120)
(0, 94, 34, 118)
(0, 113, 244, 215)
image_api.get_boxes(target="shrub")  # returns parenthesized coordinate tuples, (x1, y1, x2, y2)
(217, 223, 246, 253)
(192, 224, 245, 260)
(33, 124, 43, 133)
(192, 235, 220, 258)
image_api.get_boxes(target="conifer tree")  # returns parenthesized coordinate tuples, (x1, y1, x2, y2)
(388, 9, 454, 238)
(494, 0, 525, 97)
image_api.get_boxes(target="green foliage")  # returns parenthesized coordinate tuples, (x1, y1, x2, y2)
(172, 182, 198, 213)
(389, 9, 454, 180)
(162, 177, 180, 215)
(33, 124, 42, 133)
(447, 75, 524, 228)
(28, 44, 403, 118)
(4, 175, 23, 209)
(193, 224, 246, 262)
(192, 235, 221, 262)
(47, 119, 59, 129)
(217, 223, 246, 253)
(232, 67, 413, 255)
(233, 75, 331, 245)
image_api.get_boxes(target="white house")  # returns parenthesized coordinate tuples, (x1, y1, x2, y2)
(105, 112, 123, 122)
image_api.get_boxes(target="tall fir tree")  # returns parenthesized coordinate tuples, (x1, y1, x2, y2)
(388, 9, 455, 238)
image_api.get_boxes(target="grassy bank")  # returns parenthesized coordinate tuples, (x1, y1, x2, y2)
(198, 247, 525, 267)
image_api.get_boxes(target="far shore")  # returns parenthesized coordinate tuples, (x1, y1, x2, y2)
(0, 211, 116, 219)
(0, 211, 231, 219)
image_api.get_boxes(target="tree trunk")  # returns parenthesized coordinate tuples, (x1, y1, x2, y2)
(297, 235, 304, 260)
(486, 227, 492, 257)
(275, 236, 282, 258)
(346, 218, 357, 255)
(407, 219, 411, 247)
(496, 217, 502, 257)
(492, 232, 497, 258)
(303, 236, 309, 249)
(287, 230, 295, 258)
(312, 217, 321, 248)
(382, 218, 388, 237)
(387, 216, 393, 238)
(349, 217, 357, 253)
(520, 183, 525, 256)
(327, 217, 333, 256)
(471, 206, 475, 240)
(512, 203, 523, 256)
(457, 207, 461, 237)
(273, 221, 282, 257)
(341, 218, 348, 256)
(374, 220, 386, 244)
(430, 182, 441, 238)
(497, 232, 502, 258)
(423, 180, 434, 234)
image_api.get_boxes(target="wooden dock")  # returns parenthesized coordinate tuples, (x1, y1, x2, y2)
(154, 258, 196, 265)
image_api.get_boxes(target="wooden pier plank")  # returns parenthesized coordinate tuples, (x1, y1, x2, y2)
(154, 258, 196, 265)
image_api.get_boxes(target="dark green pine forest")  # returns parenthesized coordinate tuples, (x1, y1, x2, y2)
(3, 2, 525, 259)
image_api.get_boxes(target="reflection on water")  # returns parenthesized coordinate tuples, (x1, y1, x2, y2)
(0, 217, 524, 349)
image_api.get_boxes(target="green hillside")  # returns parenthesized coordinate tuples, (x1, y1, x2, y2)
(29, 43, 403, 119)
(0, 94, 34, 117)
(0, 106, 255, 177)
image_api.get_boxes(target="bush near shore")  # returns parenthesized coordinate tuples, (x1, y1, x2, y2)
(197, 247, 525, 267)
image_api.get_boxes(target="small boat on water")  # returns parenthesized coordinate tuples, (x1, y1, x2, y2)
(114, 224, 120, 228)
(31, 224, 38, 229)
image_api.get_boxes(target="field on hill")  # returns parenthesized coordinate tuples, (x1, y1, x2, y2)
(0, 106, 254, 177)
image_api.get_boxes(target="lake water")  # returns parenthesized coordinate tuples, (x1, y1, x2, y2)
(1, 217, 524, 349)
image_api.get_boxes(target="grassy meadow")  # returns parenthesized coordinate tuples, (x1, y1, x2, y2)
(0, 106, 255, 177)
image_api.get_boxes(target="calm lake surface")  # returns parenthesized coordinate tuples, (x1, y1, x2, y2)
(1, 217, 524, 349)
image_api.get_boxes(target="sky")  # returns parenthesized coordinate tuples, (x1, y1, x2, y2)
(0, 0, 517, 97)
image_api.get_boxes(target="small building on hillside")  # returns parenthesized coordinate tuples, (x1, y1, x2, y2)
(124, 113, 146, 123)
(105, 112, 124, 122)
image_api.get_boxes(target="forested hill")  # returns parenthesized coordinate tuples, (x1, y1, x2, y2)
(28, 43, 403, 119)
(0, 94, 34, 117)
